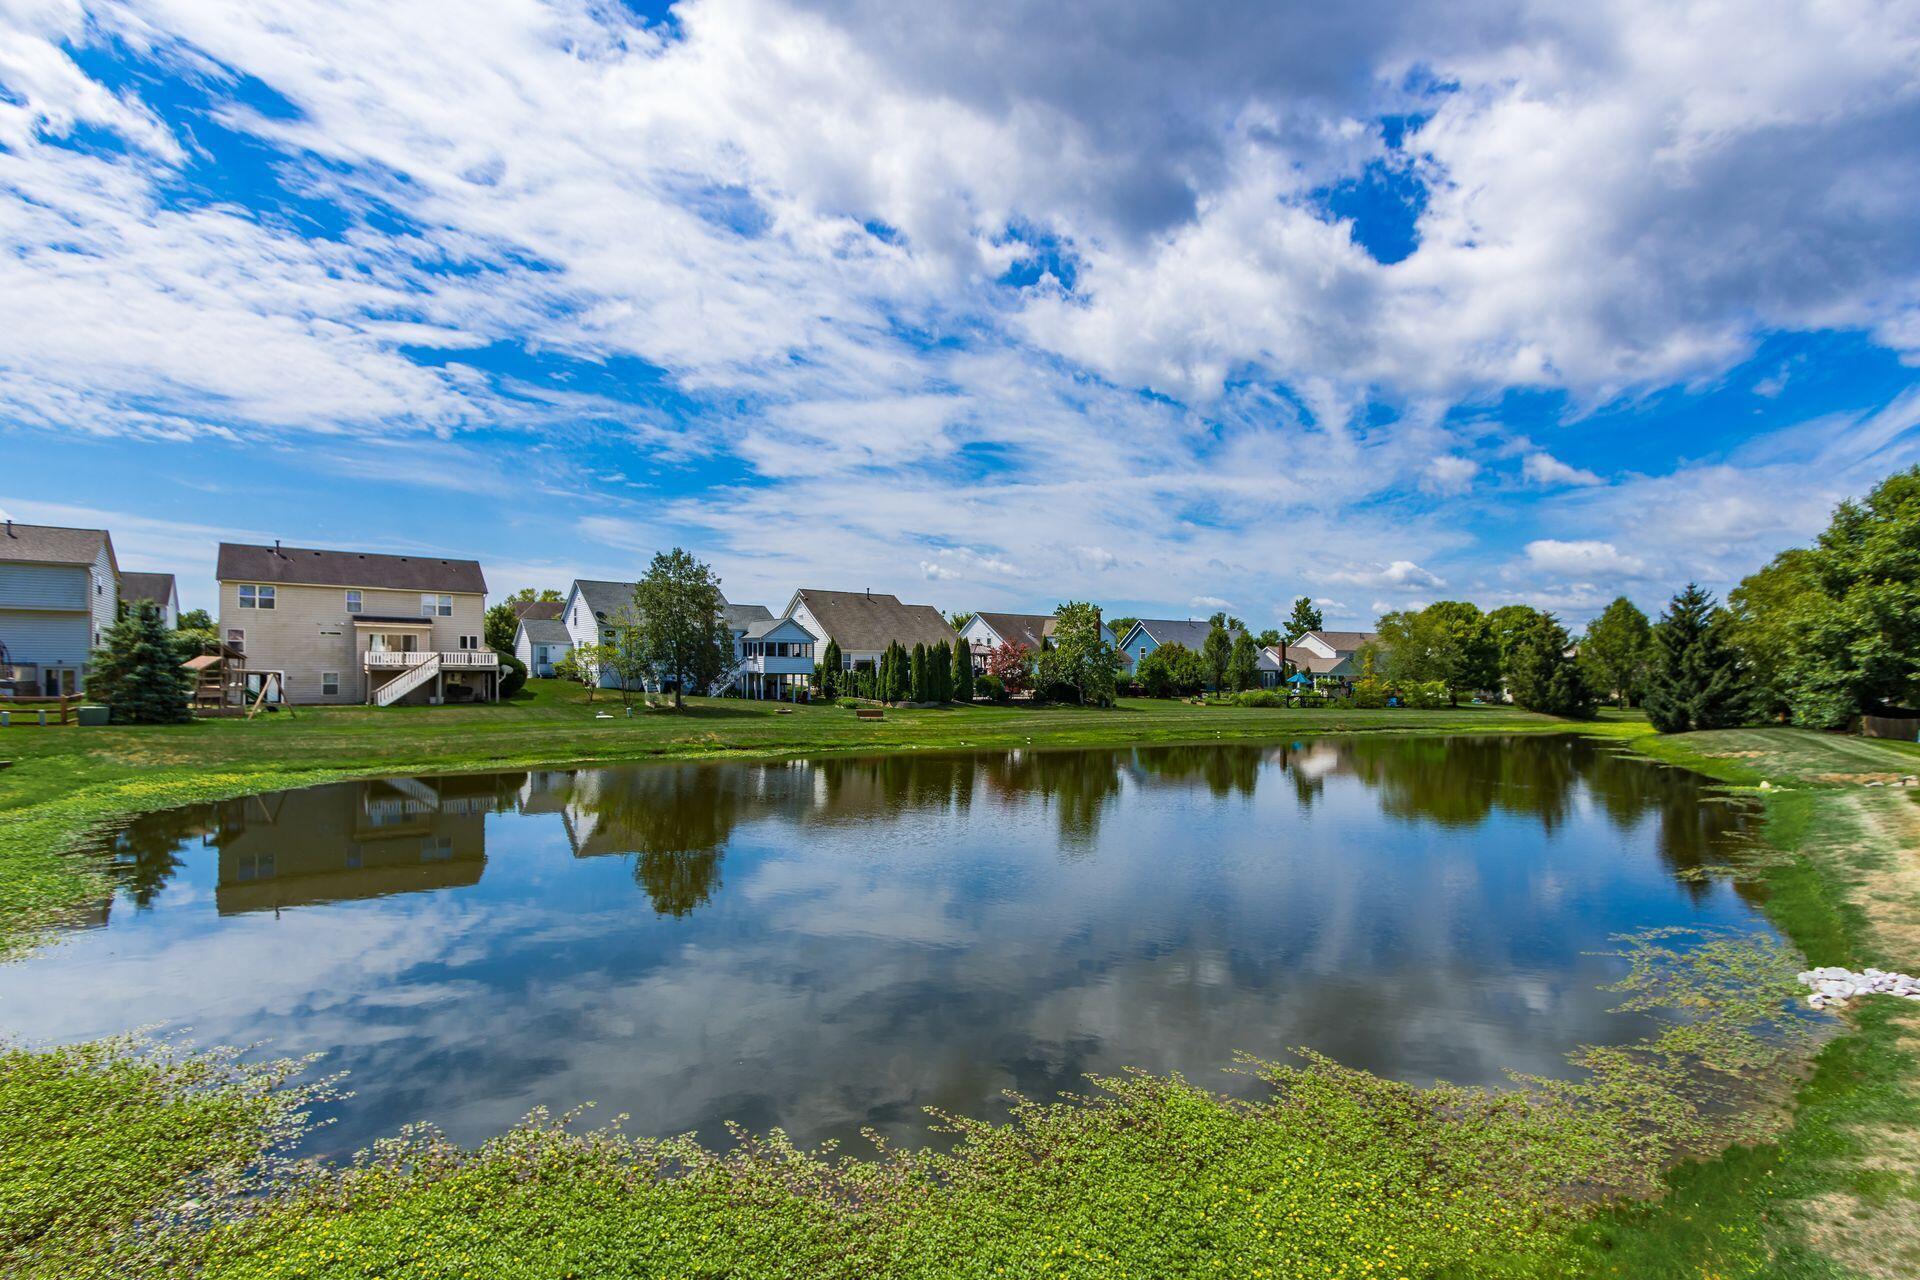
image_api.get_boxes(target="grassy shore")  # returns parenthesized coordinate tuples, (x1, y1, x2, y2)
(5, 691, 1919, 1276)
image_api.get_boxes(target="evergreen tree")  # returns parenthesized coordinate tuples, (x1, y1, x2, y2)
(951, 637, 974, 703)
(1643, 584, 1750, 734)
(89, 601, 192, 723)
(911, 642, 929, 702)
(819, 638, 842, 699)
(888, 641, 912, 702)
(1285, 597, 1323, 638)
(1505, 612, 1596, 718)
(929, 641, 952, 703)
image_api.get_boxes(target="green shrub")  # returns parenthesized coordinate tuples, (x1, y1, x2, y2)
(836, 697, 860, 709)
(495, 651, 528, 699)
(1234, 689, 1284, 708)
(975, 673, 1005, 702)
(1350, 677, 1390, 709)
(1404, 680, 1448, 709)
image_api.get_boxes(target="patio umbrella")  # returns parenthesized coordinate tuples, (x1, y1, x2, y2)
(1287, 672, 1312, 686)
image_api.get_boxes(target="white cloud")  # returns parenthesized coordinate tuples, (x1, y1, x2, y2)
(1422, 454, 1479, 494)
(1523, 539, 1646, 577)
(1189, 595, 1234, 611)
(919, 560, 960, 581)
(1521, 453, 1604, 488)
(1324, 560, 1444, 590)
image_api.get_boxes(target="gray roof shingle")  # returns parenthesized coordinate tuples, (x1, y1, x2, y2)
(571, 579, 638, 621)
(787, 589, 956, 653)
(517, 617, 572, 645)
(217, 542, 486, 594)
(971, 611, 1054, 651)
(120, 571, 176, 605)
(0, 522, 112, 570)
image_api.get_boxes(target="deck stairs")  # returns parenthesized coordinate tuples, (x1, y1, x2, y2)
(374, 654, 441, 706)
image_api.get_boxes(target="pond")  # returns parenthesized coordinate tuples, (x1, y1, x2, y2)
(0, 735, 1774, 1160)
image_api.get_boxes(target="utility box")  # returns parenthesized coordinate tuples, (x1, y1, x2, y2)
(76, 704, 110, 726)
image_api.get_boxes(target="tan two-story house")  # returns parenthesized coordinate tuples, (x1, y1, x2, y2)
(216, 541, 496, 706)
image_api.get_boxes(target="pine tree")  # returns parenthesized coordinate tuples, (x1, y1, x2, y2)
(951, 638, 974, 703)
(929, 641, 952, 703)
(1643, 584, 1750, 734)
(89, 601, 192, 723)
(1506, 612, 1596, 718)
(911, 642, 929, 703)
(819, 638, 841, 699)
(888, 642, 912, 702)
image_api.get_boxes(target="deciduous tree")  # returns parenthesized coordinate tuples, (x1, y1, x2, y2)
(1578, 597, 1653, 707)
(985, 639, 1033, 695)
(1033, 601, 1121, 706)
(630, 549, 731, 709)
(1285, 597, 1323, 638)
(1226, 629, 1260, 692)
(1202, 619, 1233, 692)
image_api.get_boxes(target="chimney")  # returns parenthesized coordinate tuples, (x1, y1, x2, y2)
(4, 519, 12, 538)
(865, 587, 871, 600)
(274, 539, 282, 556)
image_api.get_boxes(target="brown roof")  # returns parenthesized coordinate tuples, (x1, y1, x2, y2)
(0, 522, 114, 570)
(1300, 630, 1378, 653)
(216, 542, 486, 595)
(121, 571, 176, 605)
(971, 611, 1054, 651)
(509, 600, 564, 621)
(787, 589, 956, 653)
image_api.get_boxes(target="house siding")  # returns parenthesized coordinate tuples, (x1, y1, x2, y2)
(0, 562, 89, 611)
(0, 611, 90, 668)
(218, 581, 485, 705)
(90, 544, 117, 648)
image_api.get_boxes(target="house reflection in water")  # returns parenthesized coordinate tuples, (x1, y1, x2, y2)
(213, 773, 524, 914)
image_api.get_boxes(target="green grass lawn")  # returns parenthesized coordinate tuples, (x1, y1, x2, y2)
(6, 693, 1919, 1277)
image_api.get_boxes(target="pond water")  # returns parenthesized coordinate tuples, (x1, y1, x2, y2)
(0, 735, 1773, 1160)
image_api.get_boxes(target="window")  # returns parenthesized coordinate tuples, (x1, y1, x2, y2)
(420, 593, 452, 617)
(346, 590, 362, 614)
(226, 628, 245, 653)
(321, 672, 340, 697)
(238, 584, 275, 609)
(459, 635, 480, 650)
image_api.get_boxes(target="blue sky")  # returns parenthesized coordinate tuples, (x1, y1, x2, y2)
(3, 1, 1919, 624)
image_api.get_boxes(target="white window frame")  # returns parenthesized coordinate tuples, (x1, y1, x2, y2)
(345, 590, 362, 614)
(458, 634, 480, 650)
(238, 584, 275, 610)
(321, 671, 340, 696)
(226, 628, 245, 653)
(421, 593, 453, 617)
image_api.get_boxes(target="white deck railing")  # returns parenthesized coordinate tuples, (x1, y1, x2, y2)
(365, 650, 498, 669)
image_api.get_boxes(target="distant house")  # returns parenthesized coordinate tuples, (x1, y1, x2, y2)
(216, 541, 496, 706)
(0, 521, 118, 697)
(514, 616, 572, 677)
(560, 579, 637, 687)
(783, 589, 956, 672)
(1287, 630, 1380, 681)
(120, 571, 179, 629)
(508, 599, 564, 622)
(1116, 618, 1271, 690)
(958, 610, 1116, 670)
(559, 578, 815, 698)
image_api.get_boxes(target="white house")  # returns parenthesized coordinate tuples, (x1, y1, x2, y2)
(958, 610, 1116, 670)
(120, 571, 179, 629)
(1287, 630, 1380, 681)
(514, 616, 572, 677)
(0, 521, 118, 697)
(559, 578, 816, 698)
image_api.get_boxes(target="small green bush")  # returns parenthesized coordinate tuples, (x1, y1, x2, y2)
(1234, 689, 1284, 708)
(1404, 680, 1448, 709)
(1350, 677, 1390, 709)
(836, 697, 860, 709)
(975, 673, 1005, 702)
(495, 651, 528, 699)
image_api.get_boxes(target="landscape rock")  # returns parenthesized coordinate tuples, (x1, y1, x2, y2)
(1797, 966, 1920, 1010)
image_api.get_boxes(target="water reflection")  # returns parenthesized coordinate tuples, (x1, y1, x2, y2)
(5, 735, 1773, 1163)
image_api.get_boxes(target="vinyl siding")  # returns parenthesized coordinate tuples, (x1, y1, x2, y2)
(89, 544, 117, 649)
(0, 610, 90, 667)
(219, 581, 485, 705)
(0, 562, 88, 611)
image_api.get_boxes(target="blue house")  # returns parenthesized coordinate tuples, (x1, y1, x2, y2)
(0, 521, 119, 697)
